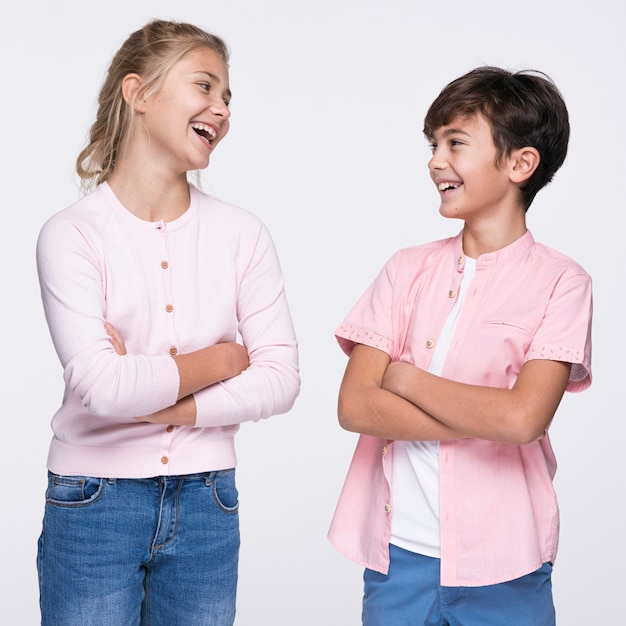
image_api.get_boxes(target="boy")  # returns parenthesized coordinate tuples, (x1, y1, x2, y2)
(329, 67, 592, 625)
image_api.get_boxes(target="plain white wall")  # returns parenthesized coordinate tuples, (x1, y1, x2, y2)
(1, 0, 622, 623)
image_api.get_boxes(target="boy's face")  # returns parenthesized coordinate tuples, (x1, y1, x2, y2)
(427, 114, 521, 223)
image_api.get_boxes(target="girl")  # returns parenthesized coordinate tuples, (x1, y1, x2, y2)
(36, 19, 300, 626)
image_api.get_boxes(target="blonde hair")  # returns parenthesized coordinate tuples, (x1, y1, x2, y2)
(76, 19, 229, 193)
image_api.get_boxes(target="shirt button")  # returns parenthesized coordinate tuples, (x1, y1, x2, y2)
(448, 289, 456, 298)
(384, 504, 392, 513)
(165, 304, 174, 313)
(161, 456, 169, 465)
(426, 339, 435, 349)
(166, 425, 174, 433)
(169, 346, 178, 356)
(161, 261, 169, 269)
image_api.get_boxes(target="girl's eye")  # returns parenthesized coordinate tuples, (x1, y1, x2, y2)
(199, 82, 211, 92)
(450, 139, 463, 147)
(428, 143, 437, 152)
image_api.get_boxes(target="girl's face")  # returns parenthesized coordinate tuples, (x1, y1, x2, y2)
(138, 46, 231, 174)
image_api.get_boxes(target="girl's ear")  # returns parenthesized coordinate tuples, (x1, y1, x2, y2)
(509, 147, 540, 184)
(121, 73, 146, 113)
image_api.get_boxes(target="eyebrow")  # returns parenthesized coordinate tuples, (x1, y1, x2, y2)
(438, 128, 471, 138)
(426, 127, 471, 142)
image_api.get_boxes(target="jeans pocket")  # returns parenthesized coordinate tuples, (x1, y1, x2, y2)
(210, 470, 239, 513)
(46, 473, 105, 508)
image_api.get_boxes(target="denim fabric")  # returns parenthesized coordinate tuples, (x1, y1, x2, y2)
(363, 544, 555, 626)
(37, 470, 240, 626)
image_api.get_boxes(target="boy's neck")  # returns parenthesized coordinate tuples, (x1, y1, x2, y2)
(461, 213, 527, 258)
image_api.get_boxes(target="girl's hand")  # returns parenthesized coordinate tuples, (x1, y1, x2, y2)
(135, 395, 197, 426)
(229, 342, 250, 376)
(104, 322, 127, 355)
(103, 323, 246, 426)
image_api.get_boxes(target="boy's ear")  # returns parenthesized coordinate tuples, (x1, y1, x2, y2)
(121, 73, 146, 113)
(509, 147, 540, 184)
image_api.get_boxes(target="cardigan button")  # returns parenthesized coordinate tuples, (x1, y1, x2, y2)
(448, 289, 456, 298)
(384, 504, 392, 513)
(426, 340, 435, 349)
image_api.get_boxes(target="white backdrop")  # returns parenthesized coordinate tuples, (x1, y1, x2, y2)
(1, 1, 622, 623)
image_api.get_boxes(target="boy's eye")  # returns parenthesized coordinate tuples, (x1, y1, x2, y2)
(428, 143, 437, 152)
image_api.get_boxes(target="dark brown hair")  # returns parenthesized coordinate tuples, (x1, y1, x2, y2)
(423, 66, 570, 210)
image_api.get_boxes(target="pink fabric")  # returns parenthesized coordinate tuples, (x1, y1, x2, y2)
(36, 183, 300, 478)
(328, 230, 592, 586)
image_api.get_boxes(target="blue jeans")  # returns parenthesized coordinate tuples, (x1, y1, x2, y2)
(37, 470, 240, 626)
(363, 544, 555, 626)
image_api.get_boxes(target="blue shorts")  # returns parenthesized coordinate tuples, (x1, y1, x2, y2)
(363, 544, 555, 626)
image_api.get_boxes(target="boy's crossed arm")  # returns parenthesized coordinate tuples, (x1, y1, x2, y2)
(339, 343, 571, 445)
(338, 343, 465, 442)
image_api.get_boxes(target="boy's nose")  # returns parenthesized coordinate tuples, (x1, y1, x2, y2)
(428, 152, 447, 171)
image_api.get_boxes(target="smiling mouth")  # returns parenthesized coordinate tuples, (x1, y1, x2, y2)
(438, 182, 461, 192)
(191, 123, 218, 144)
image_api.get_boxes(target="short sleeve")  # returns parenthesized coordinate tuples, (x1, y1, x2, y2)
(526, 269, 593, 393)
(335, 253, 400, 358)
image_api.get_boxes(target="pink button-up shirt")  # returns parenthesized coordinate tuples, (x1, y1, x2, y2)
(328, 230, 592, 586)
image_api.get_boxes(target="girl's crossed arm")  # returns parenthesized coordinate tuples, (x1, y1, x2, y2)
(105, 322, 249, 426)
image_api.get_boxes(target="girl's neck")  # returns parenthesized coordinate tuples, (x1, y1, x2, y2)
(108, 167, 191, 223)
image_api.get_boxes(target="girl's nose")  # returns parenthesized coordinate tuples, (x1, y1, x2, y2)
(210, 100, 231, 120)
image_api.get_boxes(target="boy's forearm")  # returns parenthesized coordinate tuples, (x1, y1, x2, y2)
(338, 344, 466, 441)
(339, 383, 466, 441)
(382, 359, 571, 444)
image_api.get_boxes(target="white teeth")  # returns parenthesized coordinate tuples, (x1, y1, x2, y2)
(191, 123, 217, 140)
(438, 182, 459, 191)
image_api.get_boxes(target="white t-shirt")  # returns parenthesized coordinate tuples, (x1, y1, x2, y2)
(390, 257, 476, 557)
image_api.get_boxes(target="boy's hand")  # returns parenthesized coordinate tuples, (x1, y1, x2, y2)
(382, 361, 418, 397)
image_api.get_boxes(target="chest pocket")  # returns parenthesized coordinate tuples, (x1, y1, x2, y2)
(480, 320, 533, 337)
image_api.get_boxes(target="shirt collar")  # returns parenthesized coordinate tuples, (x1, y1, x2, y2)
(453, 229, 535, 271)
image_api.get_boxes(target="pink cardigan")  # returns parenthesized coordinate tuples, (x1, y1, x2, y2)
(36, 183, 300, 478)
(328, 230, 592, 586)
